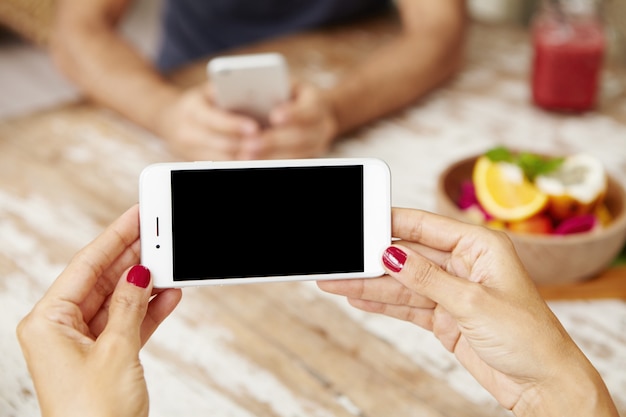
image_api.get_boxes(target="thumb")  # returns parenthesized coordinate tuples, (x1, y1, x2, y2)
(102, 265, 152, 347)
(382, 245, 471, 316)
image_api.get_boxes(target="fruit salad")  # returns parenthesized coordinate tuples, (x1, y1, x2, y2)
(458, 147, 612, 235)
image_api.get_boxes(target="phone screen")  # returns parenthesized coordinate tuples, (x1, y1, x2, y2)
(170, 165, 364, 281)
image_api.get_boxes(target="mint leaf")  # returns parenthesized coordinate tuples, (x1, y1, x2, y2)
(517, 153, 544, 181)
(483, 147, 564, 181)
(485, 146, 513, 163)
(538, 157, 565, 176)
(517, 152, 564, 181)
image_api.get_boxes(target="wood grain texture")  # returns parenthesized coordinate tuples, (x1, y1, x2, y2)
(1, 12, 625, 417)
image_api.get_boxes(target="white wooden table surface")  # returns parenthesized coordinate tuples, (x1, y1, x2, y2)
(1, 14, 625, 417)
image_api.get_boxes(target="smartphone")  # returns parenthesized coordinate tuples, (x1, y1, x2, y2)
(207, 52, 290, 126)
(139, 158, 391, 288)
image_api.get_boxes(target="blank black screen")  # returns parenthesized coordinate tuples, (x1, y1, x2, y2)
(171, 165, 364, 281)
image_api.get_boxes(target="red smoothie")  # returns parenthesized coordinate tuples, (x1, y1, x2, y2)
(531, 12, 605, 112)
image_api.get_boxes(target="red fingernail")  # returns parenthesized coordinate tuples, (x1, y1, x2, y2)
(127, 265, 150, 288)
(382, 246, 407, 273)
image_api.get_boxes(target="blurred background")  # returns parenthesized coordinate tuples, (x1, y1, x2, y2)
(1, 0, 624, 121)
(0, 0, 163, 119)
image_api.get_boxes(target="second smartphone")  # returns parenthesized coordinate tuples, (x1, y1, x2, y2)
(207, 52, 290, 125)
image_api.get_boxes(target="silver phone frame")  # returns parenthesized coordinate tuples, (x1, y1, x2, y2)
(207, 52, 290, 124)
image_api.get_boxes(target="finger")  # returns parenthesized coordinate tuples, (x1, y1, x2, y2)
(184, 131, 240, 159)
(47, 205, 141, 305)
(78, 238, 142, 324)
(271, 83, 320, 125)
(317, 277, 436, 309)
(347, 298, 435, 331)
(86, 280, 181, 340)
(170, 131, 240, 162)
(251, 129, 322, 160)
(382, 244, 472, 317)
(139, 288, 183, 346)
(237, 136, 266, 160)
(86, 292, 113, 338)
(393, 239, 453, 271)
(99, 265, 153, 350)
(206, 111, 259, 137)
(390, 208, 518, 281)
(391, 208, 485, 252)
(198, 91, 260, 137)
(431, 305, 461, 352)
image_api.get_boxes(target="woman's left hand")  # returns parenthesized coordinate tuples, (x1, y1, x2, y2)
(17, 204, 182, 417)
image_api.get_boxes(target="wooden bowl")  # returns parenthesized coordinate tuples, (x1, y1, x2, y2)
(436, 155, 626, 285)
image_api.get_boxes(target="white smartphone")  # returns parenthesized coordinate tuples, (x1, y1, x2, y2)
(207, 52, 290, 126)
(139, 158, 391, 288)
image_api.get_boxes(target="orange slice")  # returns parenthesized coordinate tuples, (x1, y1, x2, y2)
(473, 155, 548, 221)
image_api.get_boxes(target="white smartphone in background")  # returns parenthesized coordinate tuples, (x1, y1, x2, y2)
(207, 52, 290, 126)
(139, 158, 391, 288)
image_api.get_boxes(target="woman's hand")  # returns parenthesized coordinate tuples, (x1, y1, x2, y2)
(318, 208, 618, 416)
(17, 205, 182, 417)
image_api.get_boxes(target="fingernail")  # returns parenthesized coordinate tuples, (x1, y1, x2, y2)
(382, 246, 407, 273)
(127, 265, 150, 288)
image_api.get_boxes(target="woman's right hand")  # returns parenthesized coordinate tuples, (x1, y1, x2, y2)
(319, 208, 618, 417)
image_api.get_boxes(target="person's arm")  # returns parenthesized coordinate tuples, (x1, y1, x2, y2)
(326, 0, 467, 135)
(49, 0, 261, 160)
(514, 363, 618, 417)
(318, 208, 619, 417)
(248, 0, 467, 160)
(50, 0, 179, 136)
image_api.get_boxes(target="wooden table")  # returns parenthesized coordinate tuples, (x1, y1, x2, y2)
(2, 13, 626, 417)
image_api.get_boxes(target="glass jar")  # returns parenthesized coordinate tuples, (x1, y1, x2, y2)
(530, 0, 606, 112)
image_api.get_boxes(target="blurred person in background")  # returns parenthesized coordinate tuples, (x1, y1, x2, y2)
(50, 0, 467, 160)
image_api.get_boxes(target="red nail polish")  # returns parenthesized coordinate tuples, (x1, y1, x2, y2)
(127, 265, 150, 288)
(382, 246, 407, 273)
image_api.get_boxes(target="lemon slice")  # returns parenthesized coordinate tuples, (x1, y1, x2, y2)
(535, 153, 607, 220)
(473, 155, 548, 221)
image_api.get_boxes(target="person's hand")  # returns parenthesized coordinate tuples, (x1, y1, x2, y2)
(238, 83, 338, 160)
(318, 208, 618, 417)
(156, 83, 263, 161)
(155, 82, 337, 161)
(17, 204, 183, 417)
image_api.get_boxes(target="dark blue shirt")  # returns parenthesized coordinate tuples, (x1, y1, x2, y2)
(156, 0, 392, 71)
